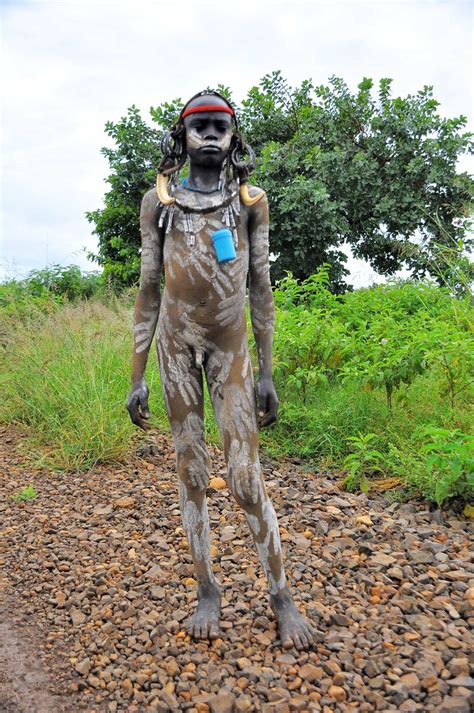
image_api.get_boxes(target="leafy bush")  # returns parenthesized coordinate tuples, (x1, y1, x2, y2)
(0, 278, 61, 321)
(273, 269, 472, 413)
(270, 272, 473, 503)
(413, 427, 473, 505)
(0, 265, 105, 324)
(273, 267, 348, 400)
(423, 327, 474, 409)
(343, 433, 384, 493)
(24, 264, 104, 300)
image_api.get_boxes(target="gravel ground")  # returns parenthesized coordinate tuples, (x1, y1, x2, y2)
(0, 423, 473, 713)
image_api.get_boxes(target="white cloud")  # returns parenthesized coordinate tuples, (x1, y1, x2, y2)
(1, 0, 472, 282)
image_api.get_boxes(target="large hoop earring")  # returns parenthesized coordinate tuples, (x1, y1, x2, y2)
(156, 125, 187, 204)
(231, 142, 264, 206)
(230, 141, 256, 177)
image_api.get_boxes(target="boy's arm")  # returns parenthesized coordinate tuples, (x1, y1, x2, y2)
(248, 190, 279, 427)
(127, 189, 163, 430)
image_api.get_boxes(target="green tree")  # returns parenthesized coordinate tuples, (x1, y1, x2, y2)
(87, 73, 473, 291)
(239, 72, 473, 288)
(86, 105, 166, 287)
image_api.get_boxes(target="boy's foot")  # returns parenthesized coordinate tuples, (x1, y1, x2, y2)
(270, 590, 317, 651)
(186, 583, 221, 640)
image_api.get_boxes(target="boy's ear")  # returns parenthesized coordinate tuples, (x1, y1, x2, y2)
(228, 133, 239, 157)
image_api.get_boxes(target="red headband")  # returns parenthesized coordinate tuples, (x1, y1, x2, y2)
(181, 104, 235, 119)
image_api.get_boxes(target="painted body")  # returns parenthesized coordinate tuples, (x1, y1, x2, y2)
(128, 93, 316, 650)
(136, 181, 286, 589)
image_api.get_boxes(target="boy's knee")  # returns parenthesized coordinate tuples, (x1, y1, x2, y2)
(176, 450, 210, 492)
(226, 438, 262, 507)
(172, 414, 209, 492)
(228, 466, 263, 508)
(231, 486, 258, 509)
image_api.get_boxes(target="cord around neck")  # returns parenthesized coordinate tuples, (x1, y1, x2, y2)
(181, 177, 222, 194)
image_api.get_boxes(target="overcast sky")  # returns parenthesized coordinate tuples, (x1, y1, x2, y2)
(1, 0, 473, 286)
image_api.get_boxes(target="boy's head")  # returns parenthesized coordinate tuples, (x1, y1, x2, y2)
(157, 90, 258, 205)
(181, 94, 235, 168)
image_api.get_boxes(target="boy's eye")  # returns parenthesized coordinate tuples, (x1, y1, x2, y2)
(189, 118, 230, 133)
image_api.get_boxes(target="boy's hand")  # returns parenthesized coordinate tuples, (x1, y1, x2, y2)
(127, 380, 152, 430)
(256, 377, 279, 428)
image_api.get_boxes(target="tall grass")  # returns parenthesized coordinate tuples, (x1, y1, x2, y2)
(265, 370, 472, 461)
(1, 301, 166, 469)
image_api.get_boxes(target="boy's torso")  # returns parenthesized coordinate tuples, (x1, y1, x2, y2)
(160, 183, 250, 326)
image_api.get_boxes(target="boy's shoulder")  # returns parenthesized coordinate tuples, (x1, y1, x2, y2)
(246, 183, 266, 199)
(143, 186, 158, 204)
(241, 183, 267, 211)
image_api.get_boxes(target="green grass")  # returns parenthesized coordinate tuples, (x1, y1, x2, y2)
(10, 484, 38, 502)
(260, 381, 385, 460)
(1, 300, 167, 469)
(1, 278, 472, 505)
(265, 369, 472, 461)
(262, 366, 473, 502)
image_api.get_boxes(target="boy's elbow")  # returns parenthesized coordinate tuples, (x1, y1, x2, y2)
(250, 273, 273, 298)
(137, 280, 161, 303)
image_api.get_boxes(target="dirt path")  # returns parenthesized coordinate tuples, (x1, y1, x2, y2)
(0, 612, 73, 713)
(0, 423, 473, 713)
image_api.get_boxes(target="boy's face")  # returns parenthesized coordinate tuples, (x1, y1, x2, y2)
(184, 111, 233, 168)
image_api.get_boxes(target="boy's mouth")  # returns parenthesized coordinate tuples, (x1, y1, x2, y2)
(200, 144, 221, 152)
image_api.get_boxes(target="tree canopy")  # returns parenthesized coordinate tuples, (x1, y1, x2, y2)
(87, 72, 473, 291)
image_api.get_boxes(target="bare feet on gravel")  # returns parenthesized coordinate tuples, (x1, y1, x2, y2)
(186, 582, 221, 640)
(270, 590, 316, 650)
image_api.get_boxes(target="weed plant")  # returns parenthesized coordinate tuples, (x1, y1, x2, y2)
(10, 484, 38, 501)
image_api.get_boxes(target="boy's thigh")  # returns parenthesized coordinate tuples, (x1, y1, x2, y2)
(206, 345, 257, 431)
(157, 337, 205, 419)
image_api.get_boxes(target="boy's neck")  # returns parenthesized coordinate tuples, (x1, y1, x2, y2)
(186, 164, 222, 194)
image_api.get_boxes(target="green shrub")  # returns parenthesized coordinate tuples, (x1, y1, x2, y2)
(412, 427, 473, 505)
(22, 264, 104, 300)
(0, 265, 107, 338)
(268, 272, 473, 503)
(343, 433, 384, 493)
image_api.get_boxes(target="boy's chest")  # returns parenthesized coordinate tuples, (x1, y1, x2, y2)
(163, 199, 249, 266)
(163, 214, 249, 285)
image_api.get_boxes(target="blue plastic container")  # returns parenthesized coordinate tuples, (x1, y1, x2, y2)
(212, 228, 236, 263)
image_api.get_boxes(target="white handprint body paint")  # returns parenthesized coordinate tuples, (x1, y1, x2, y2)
(172, 411, 210, 490)
(133, 181, 287, 595)
(252, 497, 287, 594)
(178, 480, 214, 581)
